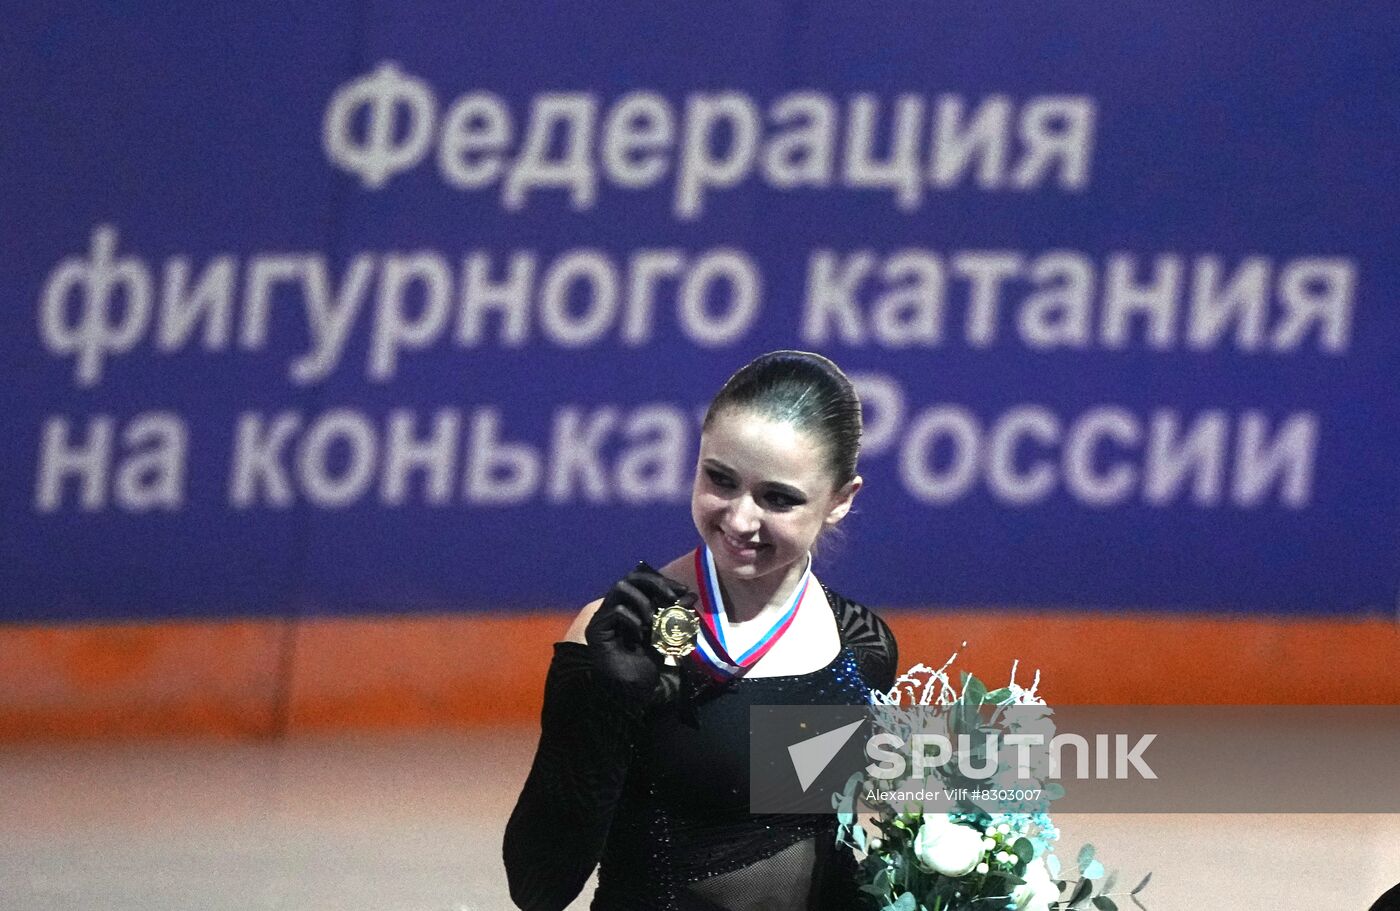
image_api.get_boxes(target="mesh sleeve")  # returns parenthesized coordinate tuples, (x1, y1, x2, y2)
(832, 593, 900, 693)
(502, 642, 646, 911)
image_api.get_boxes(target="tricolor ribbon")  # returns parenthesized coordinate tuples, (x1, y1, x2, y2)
(690, 544, 812, 679)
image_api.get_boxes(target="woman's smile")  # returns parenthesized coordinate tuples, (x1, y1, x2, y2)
(717, 529, 767, 560)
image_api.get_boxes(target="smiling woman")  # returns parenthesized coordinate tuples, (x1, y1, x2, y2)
(692, 389, 860, 606)
(503, 351, 898, 911)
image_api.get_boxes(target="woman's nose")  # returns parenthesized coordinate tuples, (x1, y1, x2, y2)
(723, 494, 762, 534)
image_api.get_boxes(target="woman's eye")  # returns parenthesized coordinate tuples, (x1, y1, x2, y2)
(706, 469, 735, 488)
(765, 492, 800, 509)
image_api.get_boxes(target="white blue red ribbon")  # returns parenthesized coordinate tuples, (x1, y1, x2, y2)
(690, 544, 812, 679)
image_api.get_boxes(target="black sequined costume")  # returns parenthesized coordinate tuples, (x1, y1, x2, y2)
(504, 584, 898, 911)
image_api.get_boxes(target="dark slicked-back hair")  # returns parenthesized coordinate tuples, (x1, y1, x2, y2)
(703, 350, 861, 490)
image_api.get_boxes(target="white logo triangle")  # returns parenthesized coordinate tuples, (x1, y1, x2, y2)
(787, 719, 864, 793)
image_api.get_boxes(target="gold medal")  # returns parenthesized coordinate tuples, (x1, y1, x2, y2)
(651, 601, 699, 658)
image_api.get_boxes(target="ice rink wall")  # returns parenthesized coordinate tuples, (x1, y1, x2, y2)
(2, 613, 1399, 739)
(2, 4, 1397, 739)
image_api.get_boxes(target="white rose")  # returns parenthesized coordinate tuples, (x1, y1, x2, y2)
(921, 813, 959, 834)
(1012, 858, 1061, 911)
(913, 818, 985, 877)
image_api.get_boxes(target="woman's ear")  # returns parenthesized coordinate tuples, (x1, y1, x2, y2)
(824, 475, 863, 526)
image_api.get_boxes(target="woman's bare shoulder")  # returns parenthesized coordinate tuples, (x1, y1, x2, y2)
(562, 598, 604, 645)
(560, 551, 698, 644)
(657, 551, 698, 590)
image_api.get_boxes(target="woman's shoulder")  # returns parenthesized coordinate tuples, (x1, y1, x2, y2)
(819, 583, 900, 691)
(562, 597, 605, 644)
(657, 551, 698, 588)
(819, 583, 896, 644)
(561, 552, 698, 644)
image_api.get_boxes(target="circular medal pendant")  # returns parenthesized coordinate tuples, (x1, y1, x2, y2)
(651, 601, 699, 658)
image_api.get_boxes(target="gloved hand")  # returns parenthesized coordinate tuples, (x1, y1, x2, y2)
(585, 561, 693, 700)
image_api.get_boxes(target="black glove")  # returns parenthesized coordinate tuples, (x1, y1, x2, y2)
(585, 561, 694, 700)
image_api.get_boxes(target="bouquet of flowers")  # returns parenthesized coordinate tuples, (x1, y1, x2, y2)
(835, 652, 1151, 911)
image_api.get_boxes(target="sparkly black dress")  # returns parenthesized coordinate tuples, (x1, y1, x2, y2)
(504, 585, 899, 911)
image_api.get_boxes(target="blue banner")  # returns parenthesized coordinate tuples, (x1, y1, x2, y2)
(3, 3, 1397, 621)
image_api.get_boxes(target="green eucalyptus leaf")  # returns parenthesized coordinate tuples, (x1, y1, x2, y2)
(1077, 843, 1096, 869)
(1130, 894, 1148, 911)
(1044, 782, 1066, 800)
(985, 687, 1012, 704)
(1011, 837, 1035, 864)
(1082, 859, 1105, 880)
(1046, 853, 1061, 879)
(1069, 878, 1094, 909)
(963, 674, 988, 706)
(1092, 898, 1119, 911)
(1131, 872, 1151, 894)
(882, 891, 917, 911)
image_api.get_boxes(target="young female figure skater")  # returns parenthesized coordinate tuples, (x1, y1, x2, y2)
(505, 350, 898, 911)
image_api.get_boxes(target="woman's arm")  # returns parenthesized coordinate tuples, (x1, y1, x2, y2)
(502, 568, 687, 911)
(502, 634, 643, 911)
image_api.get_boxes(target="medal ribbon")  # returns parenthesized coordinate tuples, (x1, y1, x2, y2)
(690, 544, 811, 679)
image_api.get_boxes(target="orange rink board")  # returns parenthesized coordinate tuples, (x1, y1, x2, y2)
(1, 610, 1397, 740)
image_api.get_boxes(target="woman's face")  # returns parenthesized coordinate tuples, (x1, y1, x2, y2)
(690, 407, 861, 583)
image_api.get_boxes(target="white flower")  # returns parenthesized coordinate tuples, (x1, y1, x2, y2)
(914, 817, 985, 877)
(1012, 858, 1061, 911)
(922, 813, 959, 832)
(982, 837, 997, 850)
(976, 862, 990, 875)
